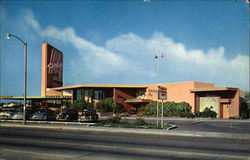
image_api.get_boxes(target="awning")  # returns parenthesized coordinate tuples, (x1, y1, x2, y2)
(50, 84, 148, 91)
(190, 87, 238, 93)
(0, 96, 71, 100)
(124, 98, 152, 103)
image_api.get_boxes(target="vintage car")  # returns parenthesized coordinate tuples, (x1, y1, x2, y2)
(57, 108, 79, 121)
(31, 110, 56, 121)
(78, 108, 98, 121)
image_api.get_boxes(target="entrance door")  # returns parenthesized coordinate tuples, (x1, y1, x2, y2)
(221, 104, 229, 118)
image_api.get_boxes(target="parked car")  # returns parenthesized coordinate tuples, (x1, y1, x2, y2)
(12, 111, 32, 120)
(0, 107, 22, 119)
(31, 110, 56, 121)
(78, 108, 98, 121)
(0, 111, 15, 120)
(57, 108, 78, 121)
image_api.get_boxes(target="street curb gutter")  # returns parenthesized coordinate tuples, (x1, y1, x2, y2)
(1, 123, 249, 140)
(167, 124, 177, 130)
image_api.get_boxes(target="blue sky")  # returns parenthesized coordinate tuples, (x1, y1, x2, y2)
(0, 0, 249, 96)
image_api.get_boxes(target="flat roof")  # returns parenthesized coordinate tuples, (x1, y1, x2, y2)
(50, 81, 215, 91)
(0, 96, 71, 100)
(51, 84, 148, 91)
(190, 87, 238, 93)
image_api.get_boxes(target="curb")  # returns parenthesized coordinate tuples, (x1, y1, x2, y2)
(1, 123, 249, 140)
(0, 120, 95, 125)
(167, 124, 177, 130)
(121, 116, 250, 123)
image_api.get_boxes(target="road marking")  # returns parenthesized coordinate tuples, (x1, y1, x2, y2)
(1, 149, 74, 158)
(1, 137, 248, 160)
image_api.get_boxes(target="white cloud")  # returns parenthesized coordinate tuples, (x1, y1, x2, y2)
(24, 10, 41, 32)
(24, 10, 249, 90)
(24, 10, 128, 75)
(107, 32, 249, 90)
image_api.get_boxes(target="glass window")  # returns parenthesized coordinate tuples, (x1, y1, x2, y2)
(94, 90, 105, 100)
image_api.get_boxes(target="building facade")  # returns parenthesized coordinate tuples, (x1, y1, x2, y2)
(41, 43, 243, 118)
(48, 82, 242, 118)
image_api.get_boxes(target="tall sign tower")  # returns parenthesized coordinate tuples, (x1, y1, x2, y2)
(41, 43, 63, 96)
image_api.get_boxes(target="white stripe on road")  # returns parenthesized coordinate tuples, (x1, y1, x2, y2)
(1, 149, 74, 159)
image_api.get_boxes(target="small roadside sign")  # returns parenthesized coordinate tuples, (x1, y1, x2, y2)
(158, 86, 167, 100)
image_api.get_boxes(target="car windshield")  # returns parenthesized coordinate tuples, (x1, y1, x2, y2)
(33, 112, 46, 117)
(14, 112, 23, 115)
(0, 111, 14, 115)
(63, 109, 76, 114)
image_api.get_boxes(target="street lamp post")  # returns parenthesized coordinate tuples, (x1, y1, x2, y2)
(154, 53, 165, 127)
(6, 33, 27, 125)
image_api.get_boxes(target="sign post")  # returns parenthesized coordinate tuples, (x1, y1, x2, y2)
(158, 86, 167, 128)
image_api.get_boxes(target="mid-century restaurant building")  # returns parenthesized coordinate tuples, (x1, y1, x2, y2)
(37, 43, 244, 119)
(0, 43, 244, 119)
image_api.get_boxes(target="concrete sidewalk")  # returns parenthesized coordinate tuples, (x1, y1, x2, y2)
(117, 115, 250, 123)
(1, 122, 250, 140)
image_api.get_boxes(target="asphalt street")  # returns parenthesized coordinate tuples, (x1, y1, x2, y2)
(1, 126, 250, 160)
(164, 120, 250, 134)
(120, 117, 250, 134)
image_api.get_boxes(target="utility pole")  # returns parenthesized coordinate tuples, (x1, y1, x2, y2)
(6, 33, 28, 125)
(154, 53, 165, 127)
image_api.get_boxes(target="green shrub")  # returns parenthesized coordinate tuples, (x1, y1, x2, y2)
(107, 116, 121, 124)
(96, 98, 114, 112)
(229, 116, 241, 119)
(135, 118, 146, 125)
(175, 102, 192, 117)
(96, 98, 124, 113)
(194, 111, 201, 118)
(195, 107, 217, 118)
(163, 102, 177, 116)
(141, 101, 193, 118)
(114, 104, 125, 113)
(141, 101, 157, 116)
(240, 98, 250, 119)
(182, 112, 195, 118)
(71, 99, 91, 112)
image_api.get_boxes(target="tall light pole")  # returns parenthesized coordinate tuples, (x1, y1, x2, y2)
(6, 33, 27, 125)
(154, 53, 165, 127)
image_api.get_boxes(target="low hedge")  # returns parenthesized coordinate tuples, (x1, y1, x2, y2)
(140, 102, 217, 118)
(95, 116, 170, 129)
(141, 101, 193, 118)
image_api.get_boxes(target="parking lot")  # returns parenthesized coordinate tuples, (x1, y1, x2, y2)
(0, 102, 100, 122)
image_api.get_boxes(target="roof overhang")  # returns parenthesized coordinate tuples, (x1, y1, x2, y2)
(190, 87, 238, 93)
(51, 84, 148, 91)
(0, 96, 71, 100)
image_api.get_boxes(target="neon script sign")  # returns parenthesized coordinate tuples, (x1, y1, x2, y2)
(47, 48, 63, 87)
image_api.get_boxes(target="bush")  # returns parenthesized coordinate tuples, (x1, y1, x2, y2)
(175, 102, 192, 117)
(96, 98, 114, 112)
(182, 112, 195, 118)
(114, 104, 125, 113)
(71, 99, 91, 112)
(240, 98, 250, 119)
(163, 102, 178, 116)
(135, 118, 146, 125)
(141, 101, 193, 118)
(195, 107, 217, 118)
(229, 116, 241, 119)
(107, 115, 121, 124)
(141, 102, 157, 116)
(96, 98, 124, 113)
